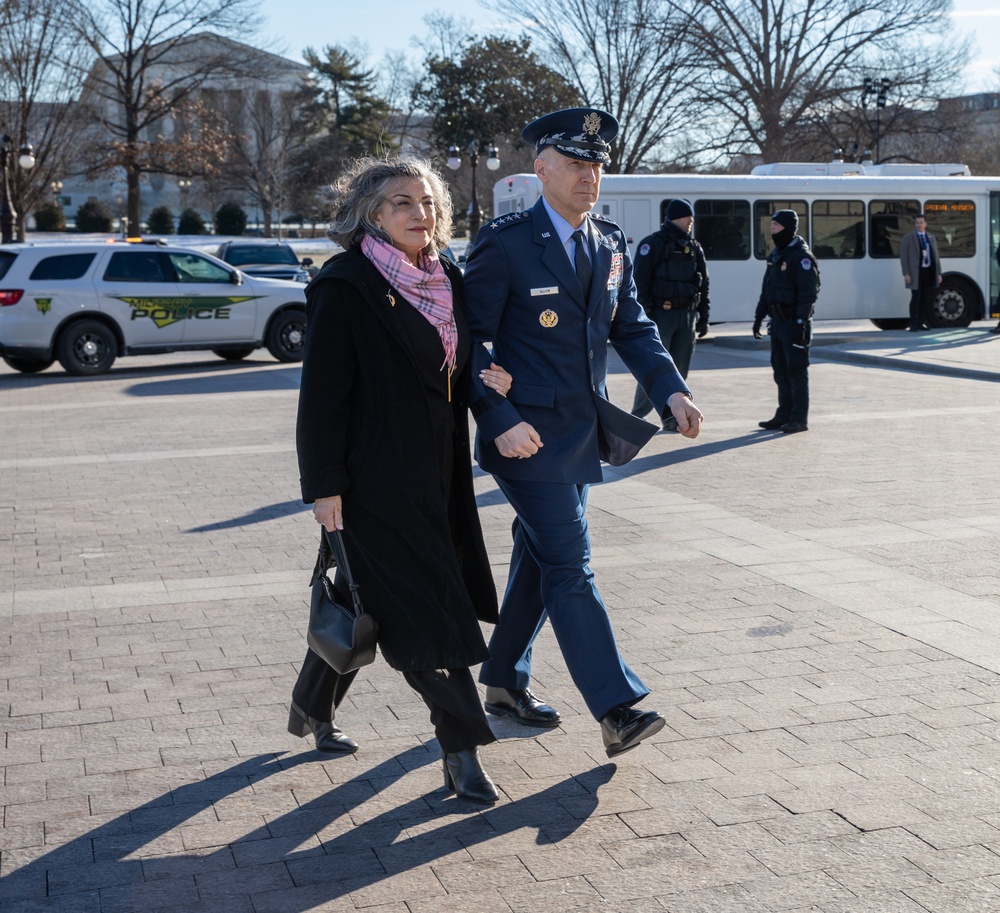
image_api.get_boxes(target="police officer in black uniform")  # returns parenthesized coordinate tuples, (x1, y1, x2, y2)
(630, 199, 710, 431)
(752, 209, 819, 434)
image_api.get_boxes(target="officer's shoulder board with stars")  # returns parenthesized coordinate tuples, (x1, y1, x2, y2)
(589, 211, 620, 230)
(487, 211, 531, 232)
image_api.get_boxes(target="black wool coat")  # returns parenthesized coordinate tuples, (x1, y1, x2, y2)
(296, 245, 498, 672)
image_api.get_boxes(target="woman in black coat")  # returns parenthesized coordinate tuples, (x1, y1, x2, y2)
(288, 156, 511, 805)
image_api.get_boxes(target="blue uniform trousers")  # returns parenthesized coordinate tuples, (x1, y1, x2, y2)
(478, 478, 649, 721)
(631, 307, 696, 417)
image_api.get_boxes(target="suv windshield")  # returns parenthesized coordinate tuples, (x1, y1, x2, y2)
(225, 246, 298, 267)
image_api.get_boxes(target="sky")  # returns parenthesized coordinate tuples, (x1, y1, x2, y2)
(257, 0, 1000, 93)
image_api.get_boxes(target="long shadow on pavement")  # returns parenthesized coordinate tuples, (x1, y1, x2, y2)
(606, 431, 779, 479)
(0, 747, 614, 911)
(184, 499, 306, 532)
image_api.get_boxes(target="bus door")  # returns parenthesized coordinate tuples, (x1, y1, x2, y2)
(622, 199, 651, 255)
(991, 192, 1000, 317)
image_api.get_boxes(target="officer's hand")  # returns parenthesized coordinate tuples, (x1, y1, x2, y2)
(667, 393, 703, 440)
(752, 318, 763, 339)
(696, 319, 709, 338)
(495, 422, 544, 460)
(792, 322, 810, 348)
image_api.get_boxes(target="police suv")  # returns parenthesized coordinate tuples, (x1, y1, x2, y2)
(0, 240, 308, 376)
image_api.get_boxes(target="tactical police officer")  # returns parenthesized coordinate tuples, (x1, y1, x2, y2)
(752, 209, 819, 434)
(630, 199, 710, 430)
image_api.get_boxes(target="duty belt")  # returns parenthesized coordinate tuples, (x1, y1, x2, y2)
(659, 293, 701, 311)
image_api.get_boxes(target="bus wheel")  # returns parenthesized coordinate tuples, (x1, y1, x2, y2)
(870, 318, 909, 330)
(929, 278, 975, 328)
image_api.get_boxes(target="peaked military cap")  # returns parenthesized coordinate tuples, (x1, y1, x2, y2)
(522, 107, 619, 165)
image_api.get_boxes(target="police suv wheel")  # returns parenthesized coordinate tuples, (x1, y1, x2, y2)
(265, 309, 305, 362)
(212, 347, 256, 361)
(3, 356, 55, 374)
(57, 320, 118, 376)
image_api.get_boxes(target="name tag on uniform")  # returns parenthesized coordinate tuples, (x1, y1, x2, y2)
(531, 286, 559, 296)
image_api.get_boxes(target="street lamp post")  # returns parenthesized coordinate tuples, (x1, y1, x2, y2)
(446, 140, 500, 240)
(1, 135, 36, 244)
(177, 178, 192, 234)
(861, 77, 891, 164)
(50, 180, 63, 208)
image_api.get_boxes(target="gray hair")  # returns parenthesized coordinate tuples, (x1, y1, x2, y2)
(326, 155, 453, 252)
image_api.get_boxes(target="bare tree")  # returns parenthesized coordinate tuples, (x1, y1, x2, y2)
(412, 12, 477, 62)
(206, 84, 304, 237)
(0, 0, 92, 240)
(71, 0, 262, 232)
(666, 0, 968, 165)
(481, 0, 697, 173)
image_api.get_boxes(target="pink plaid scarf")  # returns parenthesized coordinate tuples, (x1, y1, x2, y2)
(361, 235, 457, 371)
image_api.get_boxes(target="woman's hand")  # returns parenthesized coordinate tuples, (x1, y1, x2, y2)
(313, 495, 343, 532)
(480, 362, 512, 397)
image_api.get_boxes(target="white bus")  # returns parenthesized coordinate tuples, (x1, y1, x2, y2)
(491, 162, 1000, 329)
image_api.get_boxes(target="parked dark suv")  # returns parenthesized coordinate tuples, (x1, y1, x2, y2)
(215, 240, 314, 283)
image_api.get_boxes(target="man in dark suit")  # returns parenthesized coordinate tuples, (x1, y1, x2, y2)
(462, 108, 703, 758)
(900, 214, 942, 332)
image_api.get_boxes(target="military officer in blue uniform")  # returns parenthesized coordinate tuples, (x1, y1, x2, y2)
(462, 107, 704, 757)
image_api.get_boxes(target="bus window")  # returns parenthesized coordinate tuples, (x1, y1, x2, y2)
(754, 200, 808, 258)
(869, 199, 920, 258)
(924, 200, 976, 257)
(812, 200, 865, 259)
(692, 199, 750, 260)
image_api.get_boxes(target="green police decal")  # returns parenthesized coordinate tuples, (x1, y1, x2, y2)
(114, 295, 262, 328)
(34, 298, 52, 314)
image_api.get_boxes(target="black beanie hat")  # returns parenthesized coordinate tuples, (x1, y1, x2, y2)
(665, 198, 695, 221)
(771, 209, 798, 232)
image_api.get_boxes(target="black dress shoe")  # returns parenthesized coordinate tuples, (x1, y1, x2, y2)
(758, 417, 787, 430)
(779, 421, 809, 434)
(990, 326, 1000, 334)
(600, 704, 665, 758)
(443, 748, 498, 805)
(484, 686, 561, 728)
(288, 702, 358, 753)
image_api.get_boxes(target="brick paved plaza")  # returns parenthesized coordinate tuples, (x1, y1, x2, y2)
(3, 324, 1000, 912)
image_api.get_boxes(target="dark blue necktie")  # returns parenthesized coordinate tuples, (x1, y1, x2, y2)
(572, 229, 592, 298)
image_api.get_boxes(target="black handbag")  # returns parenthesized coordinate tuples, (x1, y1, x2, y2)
(306, 528, 378, 674)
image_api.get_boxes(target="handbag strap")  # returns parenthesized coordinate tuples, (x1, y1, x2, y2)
(314, 528, 364, 617)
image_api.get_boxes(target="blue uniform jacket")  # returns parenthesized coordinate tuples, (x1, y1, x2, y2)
(462, 198, 690, 484)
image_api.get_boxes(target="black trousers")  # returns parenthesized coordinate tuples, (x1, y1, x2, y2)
(768, 318, 809, 424)
(909, 266, 937, 329)
(291, 648, 495, 754)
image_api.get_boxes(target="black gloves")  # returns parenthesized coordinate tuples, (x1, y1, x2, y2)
(792, 321, 811, 348)
(696, 319, 708, 338)
(752, 318, 763, 339)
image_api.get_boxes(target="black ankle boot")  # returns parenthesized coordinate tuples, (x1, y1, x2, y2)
(442, 748, 498, 805)
(288, 702, 358, 754)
